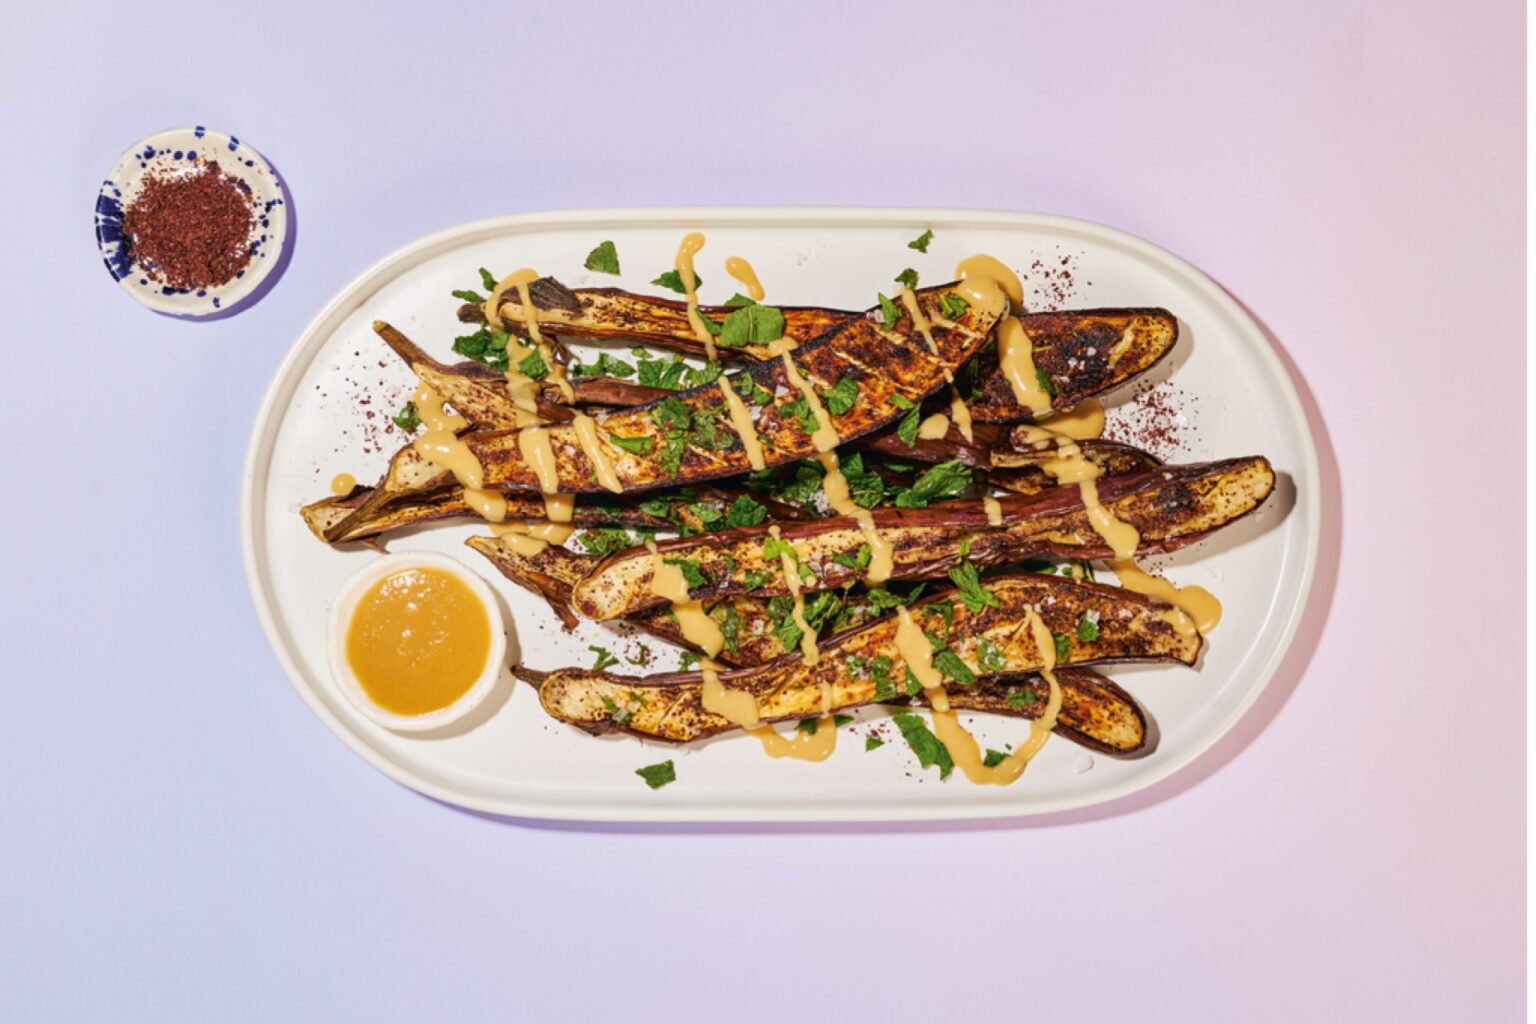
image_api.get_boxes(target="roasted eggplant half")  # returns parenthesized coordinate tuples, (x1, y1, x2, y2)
(532, 574, 1197, 743)
(570, 456, 1275, 621)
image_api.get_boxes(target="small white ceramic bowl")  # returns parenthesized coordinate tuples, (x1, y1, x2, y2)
(328, 552, 507, 733)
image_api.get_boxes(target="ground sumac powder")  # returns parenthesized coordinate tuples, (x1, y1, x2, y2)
(121, 160, 255, 290)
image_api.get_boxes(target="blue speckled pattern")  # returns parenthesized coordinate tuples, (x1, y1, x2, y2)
(95, 126, 290, 318)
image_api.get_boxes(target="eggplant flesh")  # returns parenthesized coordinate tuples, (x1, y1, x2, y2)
(533, 574, 1197, 743)
(570, 456, 1275, 622)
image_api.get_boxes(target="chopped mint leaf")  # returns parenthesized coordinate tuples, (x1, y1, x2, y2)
(584, 240, 620, 275)
(1036, 367, 1059, 396)
(724, 494, 768, 528)
(865, 735, 885, 751)
(678, 650, 700, 670)
(652, 269, 696, 294)
(578, 528, 636, 557)
(780, 396, 819, 435)
(720, 304, 785, 348)
(1052, 631, 1072, 664)
(895, 403, 921, 447)
(877, 292, 904, 331)
(894, 267, 919, 290)
(741, 568, 775, 591)
(732, 373, 773, 405)
(571, 352, 635, 379)
(711, 601, 742, 653)
(940, 292, 970, 319)
(724, 293, 757, 308)
(983, 749, 1007, 768)
(516, 348, 548, 381)
(975, 636, 1006, 674)
(833, 544, 872, 570)
(933, 649, 976, 686)
(663, 557, 708, 590)
(451, 288, 484, 303)
(651, 397, 692, 431)
(1076, 611, 1100, 642)
(796, 717, 819, 735)
(907, 229, 934, 253)
(635, 760, 676, 789)
(1007, 689, 1038, 709)
(695, 308, 723, 336)
(894, 460, 973, 508)
(948, 561, 1003, 614)
(600, 696, 632, 727)
(820, 376, 859, 416)
(891, 713, 953, 779)
(607, 432, 653, 456)
(391, 401, 422, 433)
(478, 267, 498, 292)
(588, 645, 618, 672)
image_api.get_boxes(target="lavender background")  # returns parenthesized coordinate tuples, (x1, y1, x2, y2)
(0, 1, 1524, 1020)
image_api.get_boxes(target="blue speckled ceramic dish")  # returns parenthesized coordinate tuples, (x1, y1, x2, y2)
(95, 126, 289, 318)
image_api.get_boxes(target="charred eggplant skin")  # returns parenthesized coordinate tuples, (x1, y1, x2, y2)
(534, 574, 1199, 743)
(571, 456, 1275, 621)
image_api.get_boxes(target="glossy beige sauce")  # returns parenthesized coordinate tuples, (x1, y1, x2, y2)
(675, 232, 717, 362)
(767, 525, 819, 664)
(345, 567, 490, 716)
(489, 267, 574, 406)
(647, 540, 723, 656)
(517, 426, 560, 493)
(898, 286, 973, 441)
(777, 352, 840, 451)
(930, 609, 1064, 784)
(917, 413, 951, 440)
(410, 384, 481, 489)
(724, 256, 766, 301)
(571, 413, 622, 492)
(994, 315, 1053, 414)
(1039, 398, 1105, 440)
(717, 377, 766, 470)
(816, 451, 893, 583)
(329, 472, 357, 496)
(955, 255, 1024, 311)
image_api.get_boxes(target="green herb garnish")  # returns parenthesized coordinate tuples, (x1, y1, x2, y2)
(948, 561, 1003, 614)
(663, 557, 708, 590)
(894, 267, 919, 290)
(588, 645, 619, 672)
(877, 292, 904, 331)
(724, 293, 757, 308)
(891, 713, 953, 778)
(652, 269, 696, 294)
(724, 494, 767, 528)
(451, 288, 484, 303)
(892, 394, 921, 447)
(584, 240, 620, 275)
(975, 636, 1006, 674)
(571, 352, 636, 379)
(516, 348, 548, 381)
(907, 229, 934, 253)
(1053, 631, 1072, 663)
(391, 401, 421, 433)
(578, 528, 635, 557)
(865, 735, 885, 751)
(720, 304, 785, 348)
(607, 432, 654, 456)
(1007, 689, 1037, 709)
(1076, 612, 1100, 643)
(635, 760, 676, 789)
(894, 460, 973, 508)
(939, 292, 969, 319)
(820, 377, 859, 416)
(1035, 367, 1059, 396)
(983, 749, 1007, 768)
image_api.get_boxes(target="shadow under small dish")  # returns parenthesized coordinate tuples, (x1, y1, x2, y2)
(95, 126, 290, 318)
